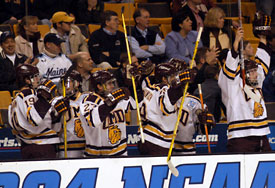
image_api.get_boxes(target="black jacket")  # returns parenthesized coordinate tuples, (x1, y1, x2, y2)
(88, 28, 127, 67)
(0, 51, 27, 93)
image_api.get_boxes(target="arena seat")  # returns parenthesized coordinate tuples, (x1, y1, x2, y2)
(76, 24, 89, 39)
(242, 23, 259, 44)
(160, 24, 171, 38)
(0, 91, 12, 126)
(137, 2, 171, 18)
(104, 3, 136, 19)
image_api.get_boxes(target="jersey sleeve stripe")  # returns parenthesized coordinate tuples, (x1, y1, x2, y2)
(255, 58, 268, 76)
(26, 107, 39, 127)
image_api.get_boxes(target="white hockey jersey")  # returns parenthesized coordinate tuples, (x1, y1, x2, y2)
(218, 43, 271, 140)
(80, 93, 136, 157)
(8, 89, 60, 145)
(173, 94, 202, 154)
(57, 92, 90, 158)
(141, 77, 178, 149)
(36, 53, 72, 84)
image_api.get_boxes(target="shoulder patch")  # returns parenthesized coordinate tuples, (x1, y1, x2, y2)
(187, 99, 197, 110)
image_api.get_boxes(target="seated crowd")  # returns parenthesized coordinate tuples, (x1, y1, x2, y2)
(0, 0, 274, 159)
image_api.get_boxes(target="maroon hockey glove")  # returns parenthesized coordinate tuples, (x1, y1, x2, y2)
(197, 109, 216, 134)
(105, 87, 130, 106)
(169, 58, 188, 72)
(139, 60, 155, 76)
(54, 98, 70, 114)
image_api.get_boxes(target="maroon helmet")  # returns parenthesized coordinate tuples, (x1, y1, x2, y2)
(253, 11, 272, 38)
(155, 63, 177, 83)
(91, 70, 118, 94)
(244, 59, 259, 87)
(58, 70, 83, 96)
(16, 64, 39, 88)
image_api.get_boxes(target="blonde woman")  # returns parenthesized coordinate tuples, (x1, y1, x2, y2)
(201, 7, 234, 52)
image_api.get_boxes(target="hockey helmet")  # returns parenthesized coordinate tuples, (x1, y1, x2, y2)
(16, 64, 40, 89)
(244, 59, 261, 87)
(155, 62, 178, 84)
(253, 11, 272, 38)
(91, 70, 118, 95)
(58, 70, 82, 97)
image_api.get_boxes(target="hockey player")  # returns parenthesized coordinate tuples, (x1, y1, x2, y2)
(218, 12, 272, 152)
(8, 64, 60, 159)
(80, 70, 136, 156)
(57, 70, 90, 158)
(138, 62, 199, 155)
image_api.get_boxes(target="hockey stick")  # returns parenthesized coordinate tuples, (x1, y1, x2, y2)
(121, 7, 145, 143)
(238, 0, 246, 87)
(62, 80, 68, 158)
(198, 84, 211, 153)
(167, 27, 203, 177)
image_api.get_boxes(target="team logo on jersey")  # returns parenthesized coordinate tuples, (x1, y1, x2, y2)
(253, 102, 264, 118)
(108, 125, 121, 145)
(74, 119, 84, 138)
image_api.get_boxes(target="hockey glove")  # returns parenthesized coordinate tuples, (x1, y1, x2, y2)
(37, 79, 57, 101)
(139, 60, 155, 76)
(105, 87, 130, 106)
(54, 97, 70, 114)
(196, 109, 216, 134)
(169, 58, 188, 72)
(126, 64, 141, 79)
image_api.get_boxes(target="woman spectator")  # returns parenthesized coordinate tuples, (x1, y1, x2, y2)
(15, 16, 44, 58)
(164, 12, 203, 64)
(75, 0, 103, 24)
(201, 7, 234, 57)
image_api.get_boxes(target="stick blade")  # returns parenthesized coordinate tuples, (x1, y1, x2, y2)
(167, 160, 179, 177)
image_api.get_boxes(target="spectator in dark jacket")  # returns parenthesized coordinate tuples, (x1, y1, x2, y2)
(88, 10, 127, 68)
(75, 0, 103, 24)
(0, 31, 29, 93)
(0, 0, 25, 24)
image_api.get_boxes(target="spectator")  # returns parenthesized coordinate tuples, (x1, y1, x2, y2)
(88, 10, 127, 68)
(15, 16, 44, 59)
(75, 0, 103, 24)
(263, 27, 275, 102)
(177, 0, 206, 31)
(201, 7, 233, 55)
(194, 65, 224, 122)
(50, 11, 89, 60)
(0, 0, 25, 24)
(128, 8, 166, 64)
(165, 12, 203, 64)
(0, 31, 29, 93)
(36, 33, 72, 84)
(75, 52, 94, 92)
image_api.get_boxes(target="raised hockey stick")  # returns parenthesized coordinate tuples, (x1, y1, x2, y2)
(167, 27, 203, 177)
(121, 7, 145, 143)
(62, 80, 68, 158)
(198, 84, 211, 153)
(238, 0, 246, 87)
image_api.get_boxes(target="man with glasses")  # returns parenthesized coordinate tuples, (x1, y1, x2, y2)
(50, 11, 88, 60)
(128, 8, 165, 64)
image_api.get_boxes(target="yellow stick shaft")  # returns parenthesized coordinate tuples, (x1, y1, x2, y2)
(121, 11, 145, 143)
(167, 27, 203, 162)
(198, 84, 211, 154)
(62, 80, 68, 158)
